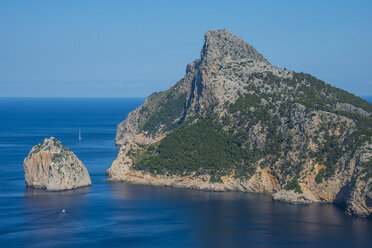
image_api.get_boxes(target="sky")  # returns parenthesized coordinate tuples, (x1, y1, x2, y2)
(0, 0, 371, 97)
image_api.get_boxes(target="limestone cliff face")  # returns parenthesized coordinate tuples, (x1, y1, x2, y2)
(24, 137, 91, 191)
(107, 29, 372, 218)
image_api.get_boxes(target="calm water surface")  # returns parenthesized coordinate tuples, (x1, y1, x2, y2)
(0, 98, 371, 248)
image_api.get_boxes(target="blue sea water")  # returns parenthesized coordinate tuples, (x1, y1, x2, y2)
(0, 97, 371, 248)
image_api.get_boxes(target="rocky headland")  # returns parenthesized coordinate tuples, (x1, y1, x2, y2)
(107, 29, 372, 218)
(24, 137, 91, 191)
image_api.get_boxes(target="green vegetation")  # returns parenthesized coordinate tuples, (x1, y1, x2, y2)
(249, 71, 372, 179)
(133, 118, 256, 179)
(284, 176, 303, 193)
(360, 158, 372, 182)
(312, 133, 343, 178)
(290, 72, 372, 143)
(131, 66, 372, 186)
(228, 92, 285, 169)
(229, 93, 261, 112)
(139, 90, 187, 135)
(315, 168, 326, 184)
(253, 71, 372, 117)
(210, 174, 223, 183)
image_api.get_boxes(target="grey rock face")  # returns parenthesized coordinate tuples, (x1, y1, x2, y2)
(335, 103, 370, 117)
(273, 190, 312, 204)
(23, 137, 91, 191)
(201, 29, 267, 67)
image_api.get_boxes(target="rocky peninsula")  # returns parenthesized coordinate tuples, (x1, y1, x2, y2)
(107, 29, 372, 218)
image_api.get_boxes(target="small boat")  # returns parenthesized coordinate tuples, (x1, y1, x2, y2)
(79, 130, 82, 141)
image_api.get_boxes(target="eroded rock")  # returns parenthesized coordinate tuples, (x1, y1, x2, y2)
(23, 137, 91, 191)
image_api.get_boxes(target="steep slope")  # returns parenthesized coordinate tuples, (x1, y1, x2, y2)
(107, 29, 372, 218)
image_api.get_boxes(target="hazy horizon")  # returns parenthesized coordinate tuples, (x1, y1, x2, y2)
(1, 0, 372, 97)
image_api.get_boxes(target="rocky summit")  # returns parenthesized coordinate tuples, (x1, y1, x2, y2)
(24, 137, 91, 191)
(107, 29, 372, 218)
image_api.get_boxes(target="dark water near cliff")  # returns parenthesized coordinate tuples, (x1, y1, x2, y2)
(0, 97, 371, 248)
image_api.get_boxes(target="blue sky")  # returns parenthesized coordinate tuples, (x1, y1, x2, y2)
(0, 0, 371, 97)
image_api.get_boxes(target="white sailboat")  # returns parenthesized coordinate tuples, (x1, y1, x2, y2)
(79, 130, 82, 141)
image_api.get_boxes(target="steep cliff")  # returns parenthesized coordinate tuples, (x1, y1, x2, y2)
(107, 29, 372, 218)
(24, 137, 91, 191)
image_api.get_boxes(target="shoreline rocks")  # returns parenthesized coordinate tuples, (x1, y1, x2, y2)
(272, 190, 313, 205)
(106, 165, 280, 193)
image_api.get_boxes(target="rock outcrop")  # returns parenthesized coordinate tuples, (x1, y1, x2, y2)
(24, 137, 91, 191)
(107, 29, 372, 218)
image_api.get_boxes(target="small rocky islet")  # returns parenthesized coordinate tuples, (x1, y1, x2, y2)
(23, 137, 91, 191)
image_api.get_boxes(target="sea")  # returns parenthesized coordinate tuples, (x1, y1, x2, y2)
(0, 97, 371, 248)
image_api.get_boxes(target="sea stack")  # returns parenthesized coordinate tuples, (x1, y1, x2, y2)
(23, 137, 91, 191)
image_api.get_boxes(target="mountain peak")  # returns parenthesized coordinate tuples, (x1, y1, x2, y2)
(111, 28, 372, 218)
(201, 29, 267, 65)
